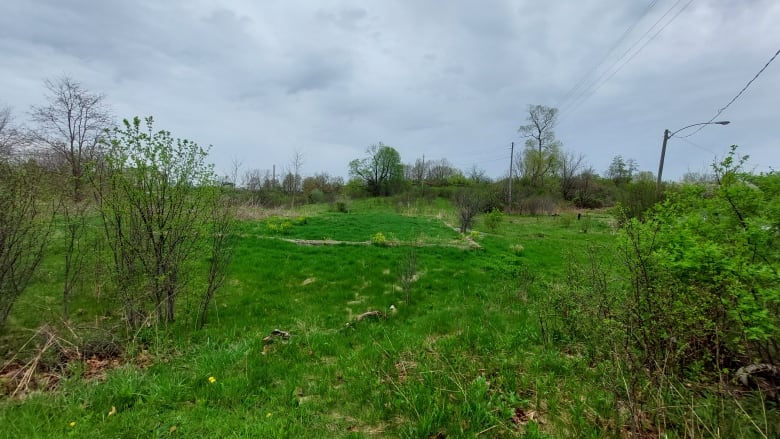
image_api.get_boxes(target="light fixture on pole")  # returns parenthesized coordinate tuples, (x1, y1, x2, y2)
(657, 121, 730, 190)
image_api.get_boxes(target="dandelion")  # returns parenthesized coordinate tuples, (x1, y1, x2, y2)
(69, 421, 76, 427)
(208, 376, 216, 384)
(266, 412, 272, 418)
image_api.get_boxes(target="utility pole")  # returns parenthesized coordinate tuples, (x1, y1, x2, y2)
(272, 164, 276, 188)
(656, 121, 729, 193)
(508, 142, 514, 211)
(656, 129, 670, 192)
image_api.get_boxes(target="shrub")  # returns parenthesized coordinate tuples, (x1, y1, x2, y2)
(0, 163, 49, 328)
(483, 208, 504, 232)
(545, 148, 780, 436)
(308, 188, 325, 204)
(454, 187, 487, 233)
(331, 196, 351, 213)
(98, 117, 234, 329)
(370, 232, 387, 246)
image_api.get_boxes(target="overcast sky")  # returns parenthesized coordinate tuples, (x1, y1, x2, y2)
(1, 0, 778, 181)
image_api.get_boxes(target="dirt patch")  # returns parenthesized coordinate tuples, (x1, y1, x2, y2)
(257, 236, 478, 250)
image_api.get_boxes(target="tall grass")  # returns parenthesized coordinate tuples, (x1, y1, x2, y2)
(1, 200, 773, 437)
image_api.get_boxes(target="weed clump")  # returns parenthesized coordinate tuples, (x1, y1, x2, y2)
(332, 196, 351, 213)
(267, 219, 293, 234)
(370, 232, 387, 246)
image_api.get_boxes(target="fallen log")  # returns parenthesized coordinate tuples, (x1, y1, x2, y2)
(262, 329, 291, 344)
(355, 310, 385, 321)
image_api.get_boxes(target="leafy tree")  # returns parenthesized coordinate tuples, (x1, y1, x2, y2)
(606, 155, 637, 185)
(31, 76, 112, 202)
(96, 116, 232, 328)
(349, 142, 404, 196)
(517, 105, 562, 187)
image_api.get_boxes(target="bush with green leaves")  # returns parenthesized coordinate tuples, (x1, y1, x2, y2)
(483, 207, 504, 232)
(370, 231, 387, 246)
(96, 116, 232, 329)
(545, 147, 779, 435)
(308, 188, 325, 203)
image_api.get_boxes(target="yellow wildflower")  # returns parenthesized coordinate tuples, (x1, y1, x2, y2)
(208, 376, 217, 384)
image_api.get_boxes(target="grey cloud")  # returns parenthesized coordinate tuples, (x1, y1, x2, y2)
(0, 1, 777, 179)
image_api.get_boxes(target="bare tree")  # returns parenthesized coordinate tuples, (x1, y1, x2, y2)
(289, 150, 304, 208)
(404, 157, 429, 186)
(426, 158, 459, 184)
(0, 105, 22, 161)
(229, 157, 243, 187)
(573, 167, 601, 208)
(467, 165, 490, 184)
(241, 168, 261, 191)
(559, 150, 585, 201)
(31, 76, 112, 202)
(454, 187, 486, 234)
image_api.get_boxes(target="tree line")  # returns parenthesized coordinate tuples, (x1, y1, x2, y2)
(0, 77, 691, 333)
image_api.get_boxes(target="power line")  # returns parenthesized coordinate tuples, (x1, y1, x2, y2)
(682, 47, 780, 138)
(560, 0, 693, 120)
(563, 0, 694, 117)
(556, 0, 659, 110)
(678, 136, 715, 155)
(561, 0, 683, 115)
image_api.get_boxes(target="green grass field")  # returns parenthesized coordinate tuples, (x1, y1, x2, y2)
(0, 200, 752, 437)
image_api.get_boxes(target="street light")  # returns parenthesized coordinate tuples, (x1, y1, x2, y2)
(657, 120, 730, 190)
